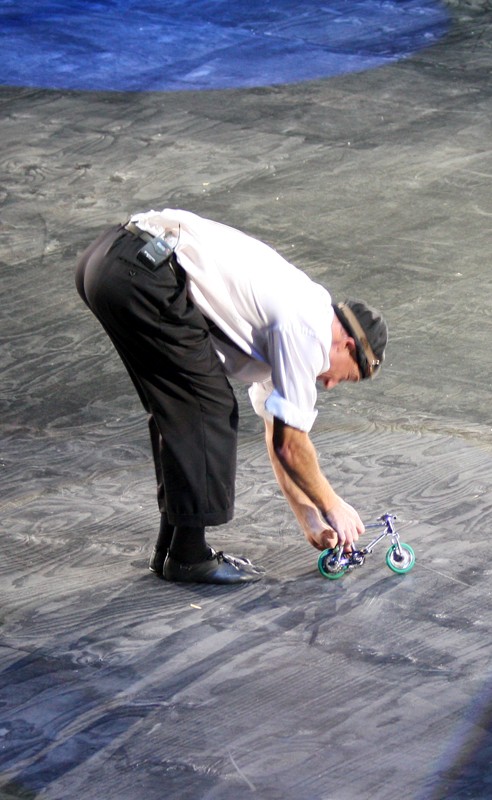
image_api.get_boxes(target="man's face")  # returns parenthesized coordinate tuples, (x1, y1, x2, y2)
(317, 340, 361, 390)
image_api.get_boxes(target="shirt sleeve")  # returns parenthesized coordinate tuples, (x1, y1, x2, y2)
(248, 380, 274, 423)
(265, 388, 318, 431)
(248, 323, 324, 433)
(248, 380, 319, 431)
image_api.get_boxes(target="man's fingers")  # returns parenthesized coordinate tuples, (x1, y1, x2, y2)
(322, 499, 364, 549)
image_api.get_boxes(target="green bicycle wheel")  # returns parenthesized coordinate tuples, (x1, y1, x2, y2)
(385, 543, 415, 574)
(318, 548, 347, 580)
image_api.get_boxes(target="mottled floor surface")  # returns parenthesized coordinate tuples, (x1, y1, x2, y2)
(1, 2, 492, 799)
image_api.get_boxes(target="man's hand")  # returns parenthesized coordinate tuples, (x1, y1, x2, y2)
(302, 522, 338, 552)
(321, 496, 365, 549)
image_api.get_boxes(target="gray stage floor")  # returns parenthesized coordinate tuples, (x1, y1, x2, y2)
(1, 3, 492, 799)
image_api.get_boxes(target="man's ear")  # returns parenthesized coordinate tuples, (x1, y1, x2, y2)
(345, 337, 357, 357)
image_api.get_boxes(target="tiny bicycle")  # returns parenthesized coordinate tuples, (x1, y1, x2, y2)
(318, 512, 415, 580)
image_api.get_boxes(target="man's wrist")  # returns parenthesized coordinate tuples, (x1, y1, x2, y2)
(320, 509, 333, 526)
(320, 493, 338, 524)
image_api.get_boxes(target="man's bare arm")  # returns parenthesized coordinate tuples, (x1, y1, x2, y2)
(264, 420, 338, 550)
(269, 417, 364, 548)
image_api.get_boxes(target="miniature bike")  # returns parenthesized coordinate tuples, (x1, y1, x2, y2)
(318, 512, 415, 580)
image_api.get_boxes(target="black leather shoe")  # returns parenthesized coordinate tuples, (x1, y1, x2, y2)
(148, 546, 166, 576)
(222, 553, 266, 573)
(163, 549, 264, 584)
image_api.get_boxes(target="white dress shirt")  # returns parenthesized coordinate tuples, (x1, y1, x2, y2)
(130, 208, 333, 432)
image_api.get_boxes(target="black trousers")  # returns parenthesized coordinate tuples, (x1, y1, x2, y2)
(75, 225, 238, 527)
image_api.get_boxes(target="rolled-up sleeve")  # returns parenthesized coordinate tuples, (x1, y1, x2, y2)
(249, 380, 274, 423)
(265, 388, 318, 431)
(248, 323, 325, 433)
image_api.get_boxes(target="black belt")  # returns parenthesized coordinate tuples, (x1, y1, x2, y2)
(124, 221, 154, 242)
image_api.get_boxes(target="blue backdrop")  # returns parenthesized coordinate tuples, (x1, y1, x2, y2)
(0, 0, 450, 91)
